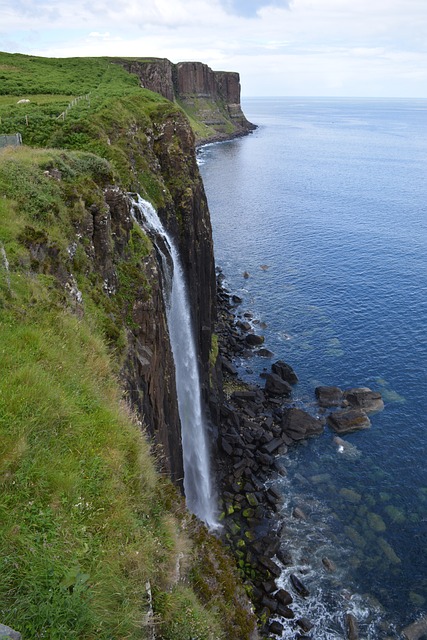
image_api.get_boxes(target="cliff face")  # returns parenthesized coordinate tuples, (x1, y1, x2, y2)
(114, 57, 256, 142)
(0, 52, 259, 640)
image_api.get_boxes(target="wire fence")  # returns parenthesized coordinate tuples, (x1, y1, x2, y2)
(56, 94, 91, 120)
(0, 133, 22, 149)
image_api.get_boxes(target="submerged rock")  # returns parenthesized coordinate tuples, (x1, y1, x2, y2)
(401, 615, 427, 640)
(328, 409, 371, 434)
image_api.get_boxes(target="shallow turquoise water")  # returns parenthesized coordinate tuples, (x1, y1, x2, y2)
(199, 97, 427, 636)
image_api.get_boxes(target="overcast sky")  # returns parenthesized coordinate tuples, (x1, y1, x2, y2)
(1, 0, 426, 97)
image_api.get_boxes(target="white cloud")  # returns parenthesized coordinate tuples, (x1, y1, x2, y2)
(0, 0, 426, 97)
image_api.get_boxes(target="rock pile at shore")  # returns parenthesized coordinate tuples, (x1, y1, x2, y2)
(213, 270, 386, 639)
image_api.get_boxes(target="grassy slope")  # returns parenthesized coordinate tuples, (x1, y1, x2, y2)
(0, 53, 255, 639)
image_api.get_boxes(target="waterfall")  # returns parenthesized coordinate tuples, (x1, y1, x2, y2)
(130, 195, 218, 528)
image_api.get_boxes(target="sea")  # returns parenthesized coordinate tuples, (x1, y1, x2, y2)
(198, 97, 427, 639)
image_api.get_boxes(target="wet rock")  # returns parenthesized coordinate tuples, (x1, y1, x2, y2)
(276, 588, 293, 606)
(259, 556, 282, 578)
(315, 385, 343, 407)
(328, 409, 371, 434)
(276, 604, 295, 618)
(290, 573, 310, 597)
(402, 615, 427, 640)
(262, 580, 277, 594)
(261, 594, 278, 612)
(231, 294, 243, 304)
(271, 360, 299, 384)
(269, 620, 284, 635)
(282, 408, 325, 440)
(277, 548, 293, 565)
(262, 437, 285, 455)
(245, 333, 265, 347)
(0, 625, 21, 639)
(265, 373, 292, 397)
(297, 618, 314, 633)
(255, 348, 274, 358)
(345, 613, 359, 640)
(343, 387, 384, 413)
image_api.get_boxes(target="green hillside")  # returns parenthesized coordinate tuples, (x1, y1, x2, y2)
(0, 53, 256, 639)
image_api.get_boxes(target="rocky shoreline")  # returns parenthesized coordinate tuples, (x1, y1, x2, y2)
(212, 269, 388, 640)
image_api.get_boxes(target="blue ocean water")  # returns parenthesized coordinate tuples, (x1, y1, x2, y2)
(198, 98, 427, 637)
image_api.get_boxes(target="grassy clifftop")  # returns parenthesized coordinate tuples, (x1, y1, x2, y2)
(0, 53, 257, 639)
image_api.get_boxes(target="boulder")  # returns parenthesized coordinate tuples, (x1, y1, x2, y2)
(276, 588, 293, 605)
(343, 387, 384, 413)
(315, 385, 343, 407)
(345, 613, 359, 640)
(290, 573, 310, 597)
(276, 604, 295, 618)
(297, 618, 314, 633)
(282, 408, 325, 439)
(271, 360, 298, 384)
(265, 373, 292, 397)
(0, 625, 21, 639)
(328, 409, 371, 434)
(269, 620, 284, 635)
(245, 333, 265, 347)
(221, 356, 237, 376)
(255, 348, 274, 358)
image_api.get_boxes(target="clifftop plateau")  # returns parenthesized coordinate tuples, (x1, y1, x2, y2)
(113, 57, 256, 143)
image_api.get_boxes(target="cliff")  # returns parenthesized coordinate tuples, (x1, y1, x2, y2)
(113, 57, 256, 143)
(0, 52, 257, 639)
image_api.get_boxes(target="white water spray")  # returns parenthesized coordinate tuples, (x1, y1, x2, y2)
(131, 195, 217, 528)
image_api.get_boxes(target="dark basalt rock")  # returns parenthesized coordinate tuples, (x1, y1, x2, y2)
(328, 408, 371, 434)
(221, 356, 237, 376)
(259, 556, 282, 578)
(271, 360, 299, 384)
(246, 333, 265, 347)
(276, 603, 295, 618)
(290, 573, 310, 598)
(282, 408, 325, 440)
(315, 385, 343, 407)
(255, 348, 274, 358)
(265, 373, 292, 397)
(275, 588, 293, 606)
(297, 618, 314, 633)
(345, 612, 359, 640)
(343, 387, 384, 413)
(269, 620, 284, 635)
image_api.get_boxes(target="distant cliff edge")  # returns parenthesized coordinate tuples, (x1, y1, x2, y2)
(112, 57, 256, 143)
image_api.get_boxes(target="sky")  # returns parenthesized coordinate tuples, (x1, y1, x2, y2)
(1, 0, 427, 97)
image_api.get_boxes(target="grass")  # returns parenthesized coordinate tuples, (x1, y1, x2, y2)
(0, 52, 257, 639)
